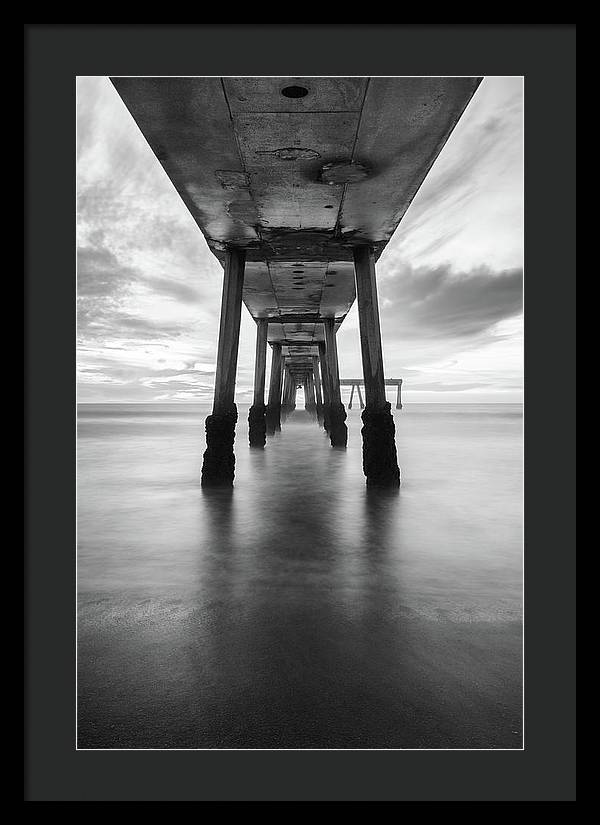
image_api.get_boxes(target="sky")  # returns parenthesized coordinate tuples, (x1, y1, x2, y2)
(77, 76, 523, 404)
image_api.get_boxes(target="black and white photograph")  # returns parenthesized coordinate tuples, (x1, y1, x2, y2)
(75, 74, 525, 751)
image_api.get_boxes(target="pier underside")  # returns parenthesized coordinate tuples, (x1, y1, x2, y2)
(112, 76, 481, 485)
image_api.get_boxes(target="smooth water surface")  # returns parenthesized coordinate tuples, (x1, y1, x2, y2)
(77, 403, 523, 749)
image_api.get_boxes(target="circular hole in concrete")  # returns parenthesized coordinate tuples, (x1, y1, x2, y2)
(281, 85, 309, 99)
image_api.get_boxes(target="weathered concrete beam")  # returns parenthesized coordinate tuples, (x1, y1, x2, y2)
(266, 314, 345, 326)
(201, 248, 245, 487)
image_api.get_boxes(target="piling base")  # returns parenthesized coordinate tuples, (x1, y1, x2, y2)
(306, 403, 318, 421)
(248, 403, 266, 448)
(361, 402, 400, 487)
(329, 402, 348, 448)
(265, 403, 281, 435)
(201, 405, 238, 487)
(316, 402, 324, 427)
(280, 403, 292, 424)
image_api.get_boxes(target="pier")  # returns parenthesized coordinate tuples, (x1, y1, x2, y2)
(340, 379, 403, 410)
(111, 77, 481, 488)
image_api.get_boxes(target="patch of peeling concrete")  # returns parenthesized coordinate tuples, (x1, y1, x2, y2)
(256, 147, 321, 161)
(215, 170, 250, 189)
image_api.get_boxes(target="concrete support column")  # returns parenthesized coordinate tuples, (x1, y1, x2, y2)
(281, 367, 293, 423)
(201, 248, 245, 487)
(266, 343, 283, 435)
(288, 369, 295, 402)
(280, 368, 288, 423)
(357, 383, 365, 410)
(318, 342, 331, 434)
(312, 355, 324, 426)
(323, 318, 348, 448)
(353, 245, 400, 487)
(248, 318, 268, 448)
(283, 367, 290, 398)
(306, 370, 317, 419)
(396, 380, 403, 410)
(287, 370, 296, 408)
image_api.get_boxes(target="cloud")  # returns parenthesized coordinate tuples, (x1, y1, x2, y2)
(405, 381, 489, 392)
(380, 77, 523, 274)
(77, 245, 135, 299)
(78, 244, 202, 304)
(77, 241, 207, 349)
(78, 303, 187, 344)
(379, 263, 523, 340)
(142, 275, 202, 304)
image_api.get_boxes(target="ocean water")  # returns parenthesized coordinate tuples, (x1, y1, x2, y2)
(77, 402, 523, 749)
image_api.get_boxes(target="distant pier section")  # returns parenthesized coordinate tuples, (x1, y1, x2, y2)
(340, 379, 403, 410)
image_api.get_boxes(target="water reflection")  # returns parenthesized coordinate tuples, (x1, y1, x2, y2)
(77, 403, 523, 749)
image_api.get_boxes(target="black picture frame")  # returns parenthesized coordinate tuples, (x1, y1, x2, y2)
(25, 23, 576, 801)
